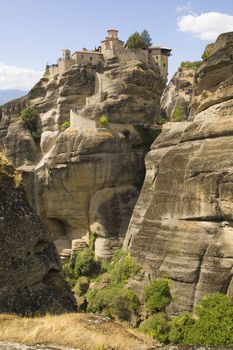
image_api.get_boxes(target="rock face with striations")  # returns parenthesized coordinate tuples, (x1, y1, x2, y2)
(0, 46, 164, 259)
(0, 153, 77, 315)
(124, 32, 233, 314)
(160, 65, 196, 121)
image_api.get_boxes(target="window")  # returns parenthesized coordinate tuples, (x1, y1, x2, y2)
(90, 57, 93, 61)
(156, 56, 158, 59)
(163, 63, 166, 67)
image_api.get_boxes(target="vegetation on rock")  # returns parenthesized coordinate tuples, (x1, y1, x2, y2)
(126, 32, 146, 49)
(144, 278, 172, 314)
(20, 106, 40, 142)
(141, 29, 152, 47)
(172, 105, 184, 122)
(99, 114, 109, 127)
(180, 61, 202, 69)
(60, 120, 70, 132)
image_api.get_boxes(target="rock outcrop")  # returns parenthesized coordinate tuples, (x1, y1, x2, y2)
(0, 45, 164, 259)
(160, 65, 196, 121)
(0, 153, 76, 315)
(125, 32, 233, 314)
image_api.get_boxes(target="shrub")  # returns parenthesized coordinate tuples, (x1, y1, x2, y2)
(60, 120, 70, 132)
(126, 32, 146, 49)
(99, 114, 109, 127)
(184, 293, 233, 346)
(139, 313, 171, 343)
(172, 105, 184, 122)
(168, 313, 194, 344)
(144, 278, 172, 314)
(74, 247, 98, 278)
(86, 286, 140, 321)
(107, 249, 141, 286)
(73, 276, 90, 296)
(180, 61, 202, 69)
(20, 107, 38, 133)
(86, 249, 141, 321)
(63, 263, 76, 288)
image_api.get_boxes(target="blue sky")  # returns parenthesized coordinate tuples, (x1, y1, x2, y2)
(0, 0, 233, 90)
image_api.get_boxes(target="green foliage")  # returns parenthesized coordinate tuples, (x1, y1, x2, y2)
(133, 124, 161, 150)
(126, 32, 146, 49)
(144, 278, 172, 314)
(60, 120, 70, 132)
(202, 45, 214, 60)
(99, 114, 109, 127)
(141, 29, 152, 47)
(180, 61, 202, 69)
(86, 249, 141, 321)
(157, 116, 166, 125)
(73, 276, 90, 296)
(107, 249, 141, 286)
(63, 233, 98, 286)
(168, 313, 194, 344)
(173, 105, 184, 122)
(184, 293, 233, 346)
(139, 313, 171, 343)
(20, 107, 38, 133)
(86, 286, 140, 321)
(20, 106, 40, 142)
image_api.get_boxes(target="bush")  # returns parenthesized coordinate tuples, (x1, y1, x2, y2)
(86, 286, 140, 321)
(73, 276, 90, 296)
(168, 313, 194, 344)
(172, 105, 184, 122)
(139, 313, 171, 343)
(144, 278, 172, 314)
(184, 293, 233, 346)
(126, 32, 146, 49)
(86, 249, 141, 321)
(107, 249, 141, 286)
(99, 114, 109, 127)
(60, 121, 70, 132)
(74, 247, 98, 278)
(20, 107, 38, 133)
(180, 61, 202, 69)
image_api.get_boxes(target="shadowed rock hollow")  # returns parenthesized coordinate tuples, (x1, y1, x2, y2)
(124, 32, 233, 314)
(0, 154, 77, 315)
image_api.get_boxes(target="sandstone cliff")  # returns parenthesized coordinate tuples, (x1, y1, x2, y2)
(125, 32, 233, 314)
(160, 64, 196, 121)
(0, 153, 77, 315)
(0, 49, 164, 260)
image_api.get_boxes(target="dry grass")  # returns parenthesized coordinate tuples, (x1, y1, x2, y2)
(0, 313, 157, 350)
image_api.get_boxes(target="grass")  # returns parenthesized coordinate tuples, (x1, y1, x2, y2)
(0, 313, 157, 350)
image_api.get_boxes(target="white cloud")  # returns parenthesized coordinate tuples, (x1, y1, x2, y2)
(176, 1, 194, 14)
(177, 12, 233, 40)
(0, 62, 42, 90)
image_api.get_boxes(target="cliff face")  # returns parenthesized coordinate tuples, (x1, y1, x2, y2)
(124, 32, 233, 314)
(0, 154, 76, 315)
(0, 50, 164, 259)
(160, 65, 196, 121)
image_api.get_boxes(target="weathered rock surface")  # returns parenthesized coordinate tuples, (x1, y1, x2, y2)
(125, 32, 233, 314)
(0, 154, 76, 315)
(0, 48, 164, 259)
(160, 66, 196, 121)
(191, 32, 233, 116)
(35, 128, 144, 258)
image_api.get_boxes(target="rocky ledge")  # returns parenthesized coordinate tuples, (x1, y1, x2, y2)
(0, 153, 76, 315)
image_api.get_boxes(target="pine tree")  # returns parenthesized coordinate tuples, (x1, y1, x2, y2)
(141, 29, 152, 47)
(126, 32, 146, 49)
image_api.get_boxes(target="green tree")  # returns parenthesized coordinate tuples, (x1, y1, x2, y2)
(184, 293, 233, 346)
(20, 106, 38, 133)
(126, 32, 146, 49)
(144, 278, 172, 313)
(141, 29, 152, 47)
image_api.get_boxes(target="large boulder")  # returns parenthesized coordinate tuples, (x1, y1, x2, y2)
(124, 32, 233, 315)
(0, 153, 77, 315)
